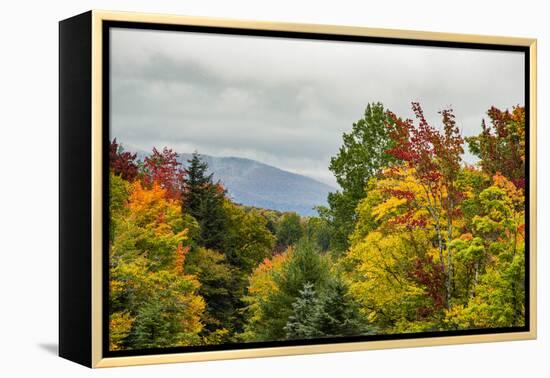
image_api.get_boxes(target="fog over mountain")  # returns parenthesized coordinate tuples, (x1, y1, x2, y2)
(136, 150, 335, 216)
(110, 28, 524, 188)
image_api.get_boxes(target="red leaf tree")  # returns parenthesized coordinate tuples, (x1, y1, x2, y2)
(466, 106, 525, 189)
(109, 138, 139, 181)
(385, 102, 465, 308)
(141, 147, 185, 200)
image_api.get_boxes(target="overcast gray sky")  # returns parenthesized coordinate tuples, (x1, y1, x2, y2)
(110, 28, 524, 187)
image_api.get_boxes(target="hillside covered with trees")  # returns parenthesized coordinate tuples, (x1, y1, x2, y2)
(108, 101, 526, 351)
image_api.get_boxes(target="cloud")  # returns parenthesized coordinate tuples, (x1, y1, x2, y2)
(110, 27, 524, 186)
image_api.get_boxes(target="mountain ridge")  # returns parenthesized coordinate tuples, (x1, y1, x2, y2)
(134, 149, 334, 216)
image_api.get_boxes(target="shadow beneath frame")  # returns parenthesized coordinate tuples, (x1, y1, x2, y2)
(38, 343, 58, 356)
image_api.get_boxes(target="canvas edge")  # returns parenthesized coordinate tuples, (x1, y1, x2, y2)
(528, 39, 537, 340)
(59, 10, 93, 368)
(88, 9, 537, 368)
(91, 9, 104, 369)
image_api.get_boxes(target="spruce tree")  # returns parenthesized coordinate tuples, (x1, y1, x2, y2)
(313, 278, 368, 337)
(182, 152, 227, 250)
(257, 239, 330, 340)
(284, 282, 322, 339)
(182, 153, 209, 212)
(284, 279, 369, 340)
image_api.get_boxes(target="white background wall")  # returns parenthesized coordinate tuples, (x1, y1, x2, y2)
(1, 0, 547, 376)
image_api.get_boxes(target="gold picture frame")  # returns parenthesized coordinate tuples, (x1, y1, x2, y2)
(59, 10, 537, 368)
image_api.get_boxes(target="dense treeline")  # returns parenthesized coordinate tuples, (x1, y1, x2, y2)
(109, 101, 525, 350)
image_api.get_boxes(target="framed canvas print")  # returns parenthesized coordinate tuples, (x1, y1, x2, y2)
(59, 10, 537, 368)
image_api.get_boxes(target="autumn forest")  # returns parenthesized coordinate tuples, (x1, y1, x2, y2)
(109, 102, 526, 351)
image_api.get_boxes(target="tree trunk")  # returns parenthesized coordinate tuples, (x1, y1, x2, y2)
(446, 219, 453, 309)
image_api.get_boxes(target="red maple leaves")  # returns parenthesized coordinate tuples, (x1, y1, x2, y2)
(411, 256, 446, 315)
(109, 140, 186, 200)
(109, 138, 139, 181)
(142, 147, 185, 200)
(385, 102, 464, 184)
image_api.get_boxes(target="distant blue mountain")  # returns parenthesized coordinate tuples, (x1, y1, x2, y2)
(177, 154, 334, 216)
(132, 148, 334, 215)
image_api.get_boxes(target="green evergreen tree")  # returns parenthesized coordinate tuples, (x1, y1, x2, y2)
(130, 301, 174, 349)
(313, 278, 368, 337)
(182, 152, 227, 250)
(256, 239, 331, 340)
(284, 279, 369, 340)
(284, 282, 322, 339)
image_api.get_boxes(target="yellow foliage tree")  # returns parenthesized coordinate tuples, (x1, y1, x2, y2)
(109, 173, 205, 349)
